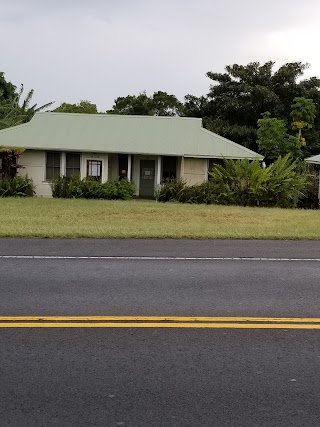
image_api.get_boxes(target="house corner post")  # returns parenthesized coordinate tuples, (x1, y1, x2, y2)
(156, 156, 161, 186)
(61, 152, 66, 176)
(104, 154, 109, 182)
(127, 154, 132, 181)
(180, 156, 185, 180)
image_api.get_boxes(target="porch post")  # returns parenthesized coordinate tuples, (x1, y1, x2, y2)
(61, 152, 66, 176)
(180, 156, 184, 180)
(156, 156, 161, 186)
(103, 154, 108, 182)
(127, 154, 132, 182)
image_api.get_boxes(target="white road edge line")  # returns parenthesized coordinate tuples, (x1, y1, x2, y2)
(1, 255, 320, 262)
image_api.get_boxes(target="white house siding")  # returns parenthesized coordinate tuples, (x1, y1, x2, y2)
(18, 150, 110, 197)
(80, 152, 109, 183)
(18, 150, 52, 197)
(182, 158, 208, 185)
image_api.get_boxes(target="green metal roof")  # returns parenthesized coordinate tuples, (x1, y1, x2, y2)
(0, 112, 263, 160)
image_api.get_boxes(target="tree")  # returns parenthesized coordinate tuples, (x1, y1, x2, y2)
(184, 62, 320, 155)
(107, 92, 152, 115)
(0, 146, 25, 178)
(257, 113, 301, 163)
(53, 100, 98, 114)
(183, 95, 210, 118)
(0, 72, 53, 129)
(152, 91, 183, 116)
(107, 91, 183, 116)
(0, 72, 16, 101)
(290, 97, 316, 145)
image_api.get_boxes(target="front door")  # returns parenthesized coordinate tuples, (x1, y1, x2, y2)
(139, 160, 155, 198)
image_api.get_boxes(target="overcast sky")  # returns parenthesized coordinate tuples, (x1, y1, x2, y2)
(1, 0, 320, 111)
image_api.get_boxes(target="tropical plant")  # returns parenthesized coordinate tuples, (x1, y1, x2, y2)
(209, 156, 307, 208)
(290, 97, 316, 145)
(0, 71, 53, 129)
(159, 156, 308, 208)
(0, 175, 35, 197)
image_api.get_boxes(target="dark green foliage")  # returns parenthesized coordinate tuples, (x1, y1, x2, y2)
(0, 176, 35, 197)
(0, 147, 25, 178)
(298, 165, 320, 209)
(159, 156, 308, 208)
(51, 175, 136, 200)
(108, 91, 183, 116)
(53, 100, 98, 114)
(157, 179, 216, 204)
(0, 72, 53, 129)
(184, 62, 320, 156)
(0, 72, 16, 100)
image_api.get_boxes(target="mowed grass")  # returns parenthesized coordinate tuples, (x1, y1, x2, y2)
(0, 197, 320, 239)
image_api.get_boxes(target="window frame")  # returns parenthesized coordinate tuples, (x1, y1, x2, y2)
(66, 152, 81, 178)
(86, 159, 103, 181)
(45, 151, 61, 182)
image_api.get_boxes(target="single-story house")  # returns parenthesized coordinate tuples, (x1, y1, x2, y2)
(0, 112, 263, 197)
(305, 153, 320, 202)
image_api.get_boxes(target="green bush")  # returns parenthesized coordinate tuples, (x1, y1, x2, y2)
(209, 155, 308, 208)
(158, 179, 217, 204)
(159, 155, 309, 208)
(0, 175, 35, 197)
(51, 175, 136, 200)
(298, 164, 320, 209)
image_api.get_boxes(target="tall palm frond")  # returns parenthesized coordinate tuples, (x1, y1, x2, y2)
(0, 84, 54, 129)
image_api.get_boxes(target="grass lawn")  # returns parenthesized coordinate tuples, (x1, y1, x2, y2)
(0, 197, 320, 239)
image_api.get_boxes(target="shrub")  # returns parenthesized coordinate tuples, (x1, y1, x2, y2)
(159, 155, 309, 208)
(157, 179, 188, 202)
(298, 164, 320, 209)
(158, 179, 218, 204)
(0, 175, 35, 197)
(51, 175, 136, 200)
(209, 155, 308, 208)
(51, 174, 82, 198)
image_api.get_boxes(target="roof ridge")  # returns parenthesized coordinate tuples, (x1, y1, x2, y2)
(37, 112, 201, 121)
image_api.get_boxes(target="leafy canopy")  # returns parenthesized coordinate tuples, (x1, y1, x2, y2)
(184, 62, 320, 155)
(257, 112, 302, 162)
(107, 91, 183, 116)
(53, 100, 98, 114)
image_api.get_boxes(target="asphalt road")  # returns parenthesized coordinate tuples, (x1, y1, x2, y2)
(1, 239, 320, 426)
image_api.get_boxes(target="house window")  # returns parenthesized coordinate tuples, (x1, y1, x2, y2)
(46, 152, 61, 181)
(162, 156, 177, 180)
(87, 160, 102, 181)
(66, 153, 81, 177)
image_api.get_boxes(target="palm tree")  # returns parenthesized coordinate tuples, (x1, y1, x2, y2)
(0, 84, 54, 129)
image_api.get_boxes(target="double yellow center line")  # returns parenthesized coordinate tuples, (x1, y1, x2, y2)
(1, 316, 320, 328)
